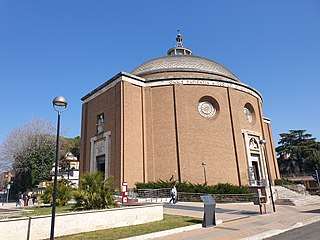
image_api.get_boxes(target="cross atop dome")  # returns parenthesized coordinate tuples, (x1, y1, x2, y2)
(176, 29, 183, 47)
(167, 30, 193, 56)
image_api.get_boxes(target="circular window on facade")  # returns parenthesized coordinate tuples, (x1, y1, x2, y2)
(198, 97, 219, 119)
(244, 103, 255, 123)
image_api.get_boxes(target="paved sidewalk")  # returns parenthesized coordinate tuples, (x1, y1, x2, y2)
(0, 202, 17, 208)
(153, 202, 320, 240)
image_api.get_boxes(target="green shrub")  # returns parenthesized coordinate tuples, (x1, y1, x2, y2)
(40, 179, 73, 206)
(135, 179, 176, 189)
(210, 183, 249, 194)
(135, 180, 249, 194)
(274, 178, 293, 185)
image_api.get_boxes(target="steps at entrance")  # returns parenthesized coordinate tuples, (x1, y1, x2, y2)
(274, 198, 295, 206)
(274, 186, 320, 206)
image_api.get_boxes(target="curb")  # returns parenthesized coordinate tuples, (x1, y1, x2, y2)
(120, 219, 223, 240)
(120, 224, 203, 240)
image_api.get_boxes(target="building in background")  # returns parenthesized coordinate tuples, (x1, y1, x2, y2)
(0, 171, 12, 202)
(80, 32, 280, 188)
(62, 152, 80, 188)
(48, 152, 80, 189)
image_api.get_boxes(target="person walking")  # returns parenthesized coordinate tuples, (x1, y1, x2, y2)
(31, 192, 37, 205)
(15, 192, 22, 207)
(23, 192, 29, 206)
(169, 184, 177, 204)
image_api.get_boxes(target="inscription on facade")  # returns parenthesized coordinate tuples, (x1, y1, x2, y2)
(95, 140, 105, 156)
(167, 79, 260, 99)
(83, 75, 262, 104)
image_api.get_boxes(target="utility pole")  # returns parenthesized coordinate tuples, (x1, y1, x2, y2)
(259, 140, 276, 212)
(6, 183, 11, 202)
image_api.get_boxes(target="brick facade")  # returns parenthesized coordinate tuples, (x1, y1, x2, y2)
(80, 45, 280, 188)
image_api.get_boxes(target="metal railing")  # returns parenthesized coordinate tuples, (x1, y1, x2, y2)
(280, 172, 315, 178)
(131, 188, 255, 203)
(133, 188, 171, 202)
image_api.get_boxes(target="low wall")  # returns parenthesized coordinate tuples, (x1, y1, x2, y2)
(283, 184, 308, 195)
(0, 204, 163, 240)
(134, 189, 255, 203)
(178, 192, 255, 203)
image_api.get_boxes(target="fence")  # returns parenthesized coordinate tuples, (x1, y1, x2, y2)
(134, 188, 171, 202)
(280, 172, 315, 178)
(133, 188, 254, 203)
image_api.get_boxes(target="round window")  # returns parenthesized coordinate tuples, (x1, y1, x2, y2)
(198, 101, 216, 118)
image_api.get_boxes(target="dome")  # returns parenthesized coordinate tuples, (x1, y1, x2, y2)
(131, 30, 239, 82)
(131, 55, 240, 82)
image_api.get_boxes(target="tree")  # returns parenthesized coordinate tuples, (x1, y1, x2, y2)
(74, 172, 118, 210)
(63, 136, 80, 160)
(13, 134, 56, 190)
(0, 118, 56, 191)
(304, 144, 320, 171)
(276, 130, 320, 174)
(0, 118, 56, 169)
(0, 118, 80, 194)
(58, 136, 80, 176)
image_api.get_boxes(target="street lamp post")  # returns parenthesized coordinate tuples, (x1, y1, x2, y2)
(68, 163, 70, 179)
(6, 183, 10, 203)
(202, 162, 207, 185)
(50, 96, 68, 240)
(259, 139, 276, 213)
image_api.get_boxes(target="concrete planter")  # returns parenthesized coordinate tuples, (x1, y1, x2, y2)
(0, 204, 163, 240)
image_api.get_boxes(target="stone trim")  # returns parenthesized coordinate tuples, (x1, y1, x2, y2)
(90, 131, 111, 177)
(242, 130, 269, 187)
(82, 72, 262, 104)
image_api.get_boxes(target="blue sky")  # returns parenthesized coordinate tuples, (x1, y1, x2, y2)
(0, 0, 319, 146)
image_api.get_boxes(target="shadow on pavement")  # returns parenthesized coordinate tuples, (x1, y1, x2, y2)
(301, 209, 320, 214)
(185, 219, 203, 224)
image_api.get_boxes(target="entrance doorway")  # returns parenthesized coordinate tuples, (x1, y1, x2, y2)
(251, 154, 261, 185)
(96, 155, 105, 175)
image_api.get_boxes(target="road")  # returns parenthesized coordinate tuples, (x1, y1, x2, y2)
(266, 221, 320, 240)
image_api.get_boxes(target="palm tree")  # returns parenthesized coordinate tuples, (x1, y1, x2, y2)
(74, 172, 118, 210)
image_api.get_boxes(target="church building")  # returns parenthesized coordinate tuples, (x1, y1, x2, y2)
(80, 32, 280, 188)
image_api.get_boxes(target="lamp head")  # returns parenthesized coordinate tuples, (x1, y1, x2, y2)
(53, 96, 68, 112)
(67, 152, 74, 157)
(259, 139, 266, 145)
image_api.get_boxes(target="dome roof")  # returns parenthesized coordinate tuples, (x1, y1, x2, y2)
(131, 55, 240, 82)
(131, 31, 239, 82)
